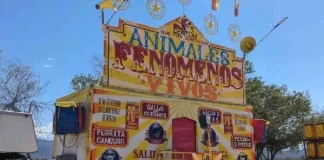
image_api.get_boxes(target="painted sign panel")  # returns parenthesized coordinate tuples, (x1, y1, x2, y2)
(90, 88, 254, 160)
(231, 135, 253, 149)
(141, 101, 170, 120)
(224, 112, 234, 134)
(198, 107, 222, 124)
(126, 104, 139, 130)
(92, 125, 128, 147)
(103, 16, 245, 104)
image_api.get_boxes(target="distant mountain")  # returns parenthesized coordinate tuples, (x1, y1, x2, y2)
(274, 150, 305, 160)
(29, 139, 53, 159)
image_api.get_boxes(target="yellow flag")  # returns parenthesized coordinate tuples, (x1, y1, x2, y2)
(95, 0, 114, 10)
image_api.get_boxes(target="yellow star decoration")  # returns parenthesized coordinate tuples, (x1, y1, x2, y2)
(117, 0, 123, 2)
(153, 3, 160, 12)
(231, 29, 238, 38)
(208, 20, 214, 28)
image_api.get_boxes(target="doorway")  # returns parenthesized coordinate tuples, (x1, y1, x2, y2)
(172, 117, 197, 159)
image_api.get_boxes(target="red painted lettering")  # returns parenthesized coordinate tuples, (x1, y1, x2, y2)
(220, 65, 231, 88)
(131, 45, 148, 73)
(148, 50, 164, 76)
(192, 83, 204, 98)
(164, 53, 177, 78)
(177, 56, 193, 80)
(231, 67, 243, 89)
(112, 41, 131, 70)
(147, 75, 163, 92)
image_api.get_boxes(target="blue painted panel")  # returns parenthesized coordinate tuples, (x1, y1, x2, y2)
(55, 107, 79, 134)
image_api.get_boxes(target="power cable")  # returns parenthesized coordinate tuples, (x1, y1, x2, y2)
(256, 17, 288, 47)
(105, 0, 129, 25)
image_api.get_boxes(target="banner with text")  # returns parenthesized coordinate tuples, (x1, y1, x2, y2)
(103, 16, 244, 104)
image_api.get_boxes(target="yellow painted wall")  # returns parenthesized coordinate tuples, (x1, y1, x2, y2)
(89, 87, 254, 160)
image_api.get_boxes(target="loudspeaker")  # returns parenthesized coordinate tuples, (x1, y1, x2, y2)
(95, 0, 114, 10)
(240, 36, 256, 54)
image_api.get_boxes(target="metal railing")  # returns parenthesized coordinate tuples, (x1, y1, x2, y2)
(156, 149, 247, 160)
(157, 150, 194, 160)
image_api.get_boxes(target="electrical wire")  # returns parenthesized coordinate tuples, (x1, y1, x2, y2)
(59, 134, 79, 148)
(256, 17, 288, 46)
(105, 0, 129, 25)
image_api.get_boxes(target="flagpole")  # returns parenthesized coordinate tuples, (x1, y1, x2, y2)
(101, 11, 105, 24)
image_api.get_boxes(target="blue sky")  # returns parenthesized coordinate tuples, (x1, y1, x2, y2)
(1, 0, 324, 124)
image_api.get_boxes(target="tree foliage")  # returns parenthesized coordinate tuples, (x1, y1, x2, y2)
(307, 109, 324, 123)
(92, 55, 103, 77)
(245, 60, 255, 74)
(0, 51, 50, 118)
(70, 73, 97, 91)
(70, 55, 102, 92)
(246, 69, 312, 160)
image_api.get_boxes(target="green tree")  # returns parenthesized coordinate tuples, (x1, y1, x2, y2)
(305, 106, 324, 123)
(70, 55, 102, 92)
(70, 73, 97, 91)
(245, 60, 255, 74)
(246, 65, 312, 160)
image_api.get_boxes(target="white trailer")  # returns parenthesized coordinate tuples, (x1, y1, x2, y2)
(0, 110, 38, 158)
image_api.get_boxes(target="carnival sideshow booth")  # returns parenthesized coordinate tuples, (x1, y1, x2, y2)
(51, 0, 268, 160)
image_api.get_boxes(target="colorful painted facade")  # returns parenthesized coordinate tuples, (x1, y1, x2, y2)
(89, 87, 253, 160)
(53, 16, 254, 160)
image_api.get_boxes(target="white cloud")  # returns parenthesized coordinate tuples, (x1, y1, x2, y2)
(42, 64, 52, 68)
(35, 123, 54, 140)
(47, 58, 54, 61)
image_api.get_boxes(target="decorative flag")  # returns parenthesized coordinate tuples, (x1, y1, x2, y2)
(212, 0, 220, 11)
(252, 119, 265, 143)
(95, 0, 114, 10)
(234, 0, 239, 17)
